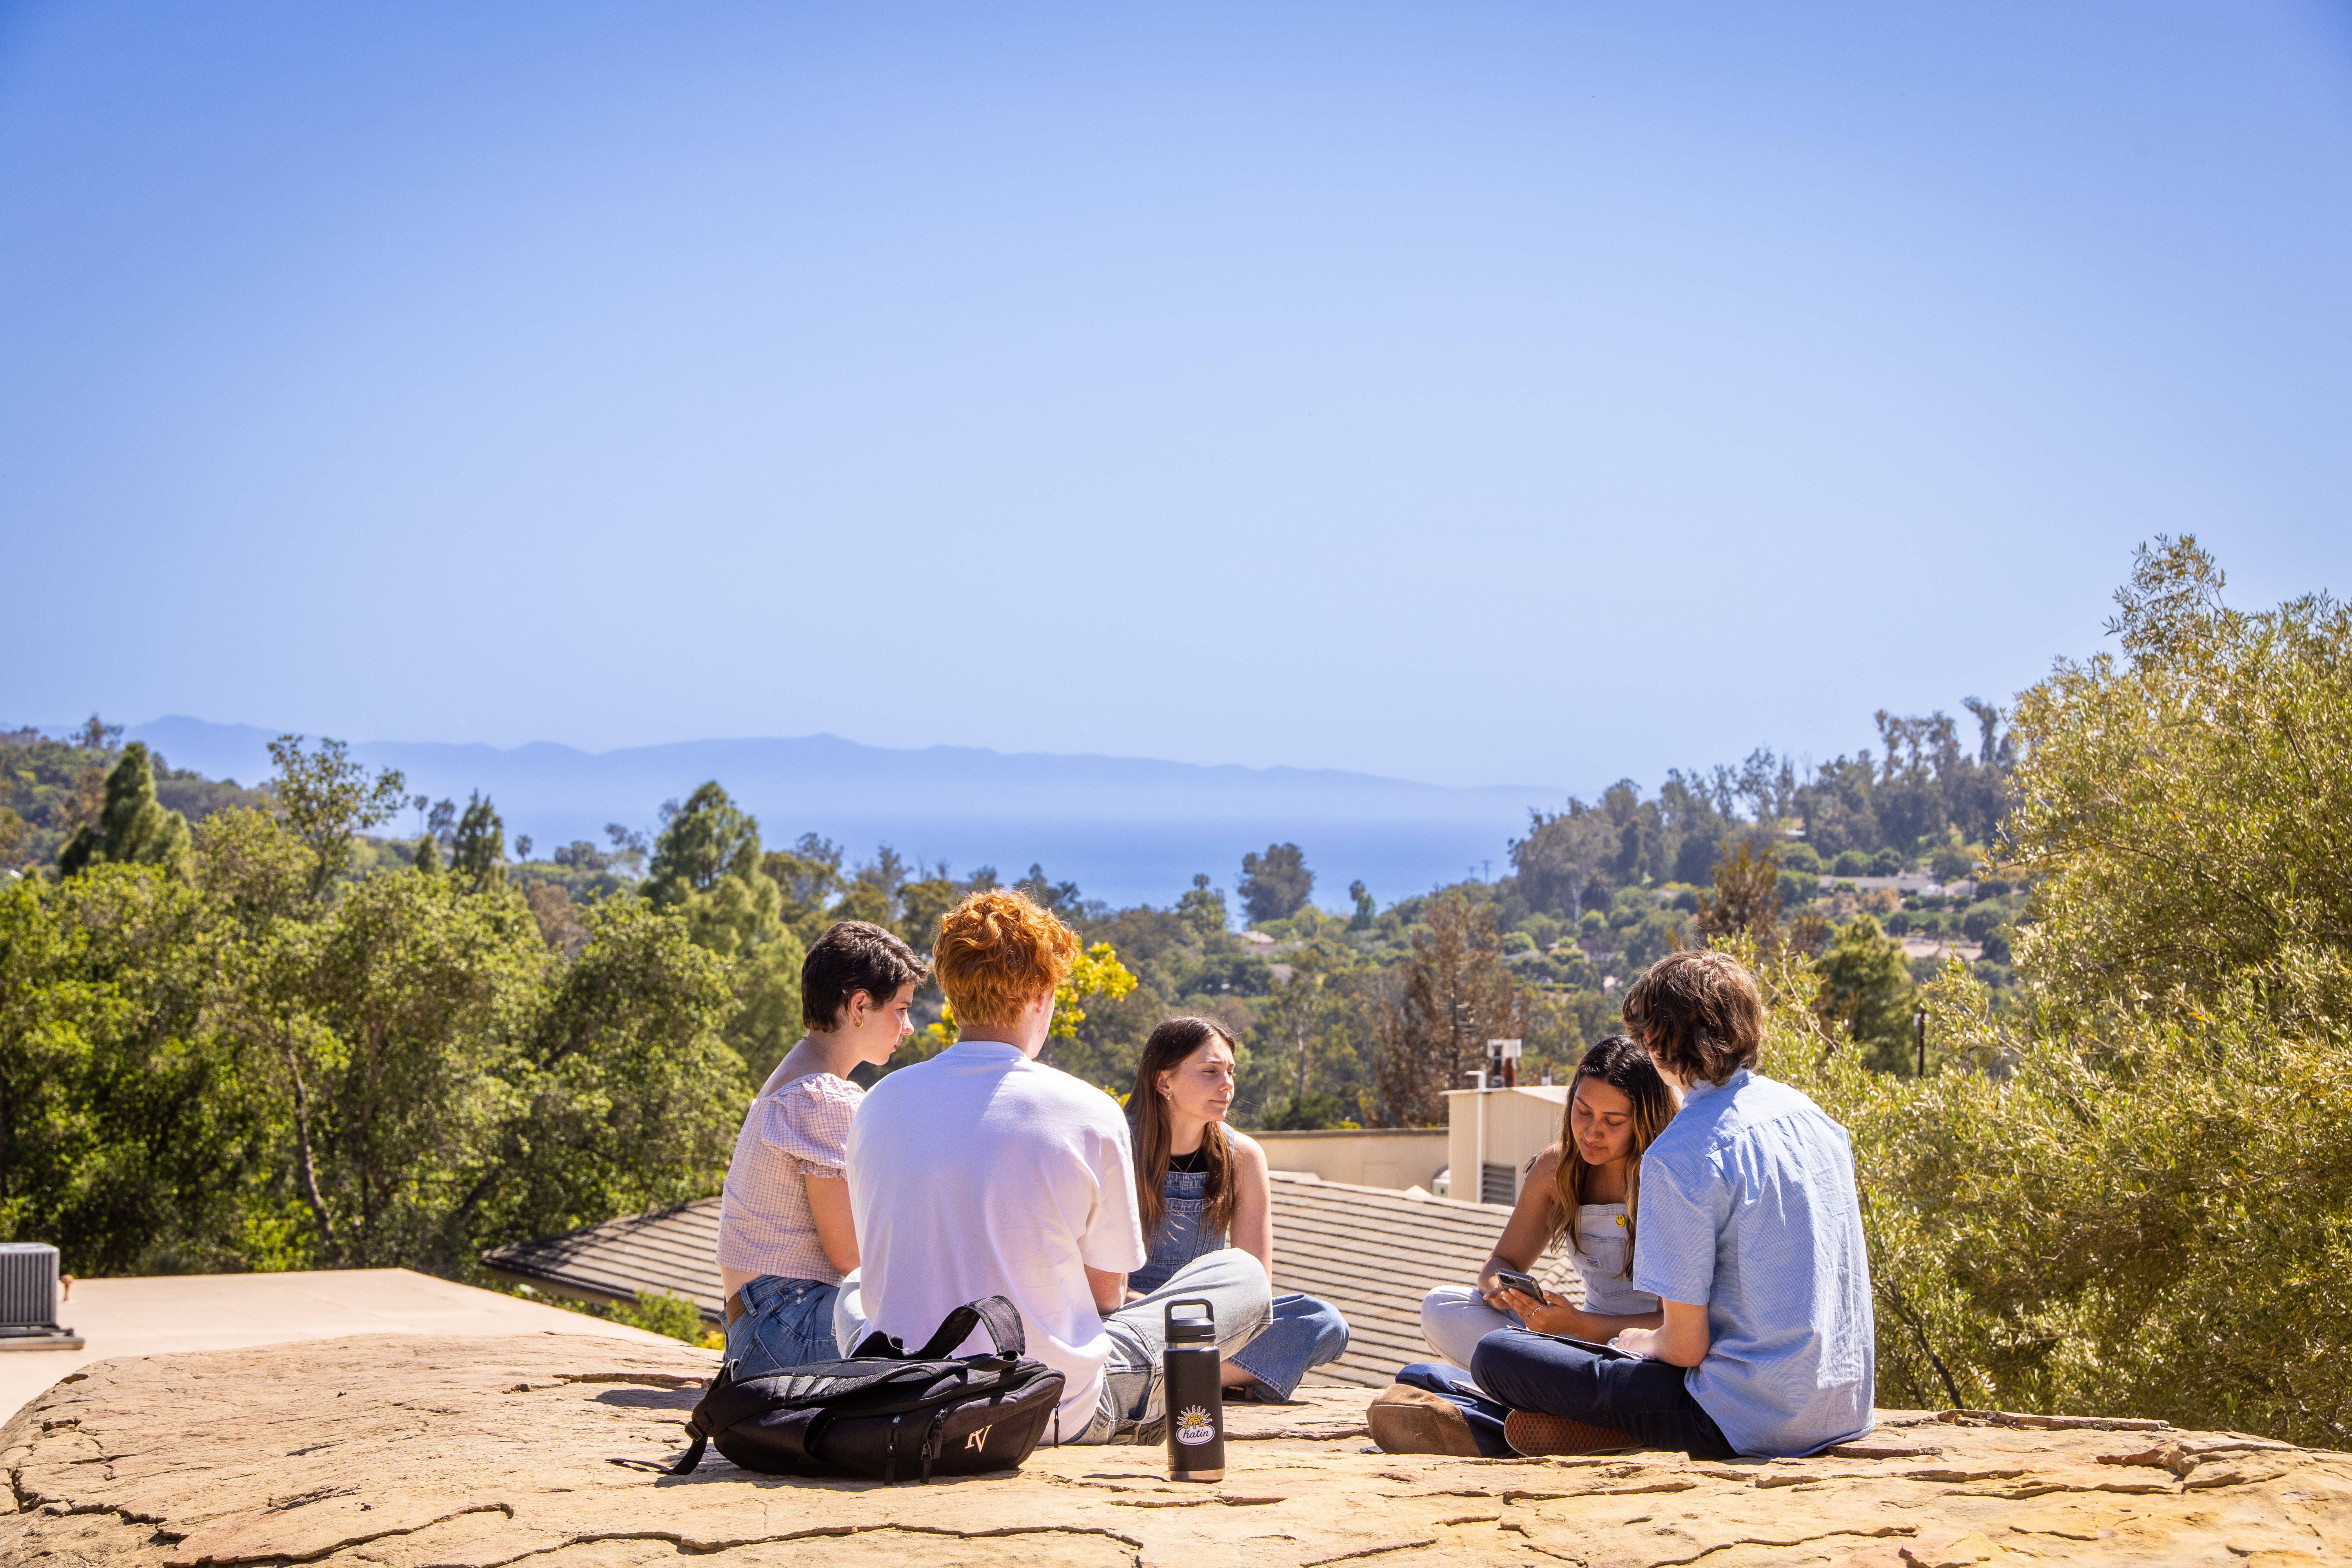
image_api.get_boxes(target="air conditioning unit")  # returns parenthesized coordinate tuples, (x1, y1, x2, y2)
(0, 1243, 82, 1350)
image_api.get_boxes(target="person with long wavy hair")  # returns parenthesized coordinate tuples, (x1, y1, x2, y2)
(1372, 1035, 1679, 1458)
(1123, 1017, 1350, 1399)
(1417, 1035, 1678, 1368)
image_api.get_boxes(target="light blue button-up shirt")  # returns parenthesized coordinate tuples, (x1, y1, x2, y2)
(1631, 1068, 1876, 1457)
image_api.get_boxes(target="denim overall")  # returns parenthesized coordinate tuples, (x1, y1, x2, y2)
(1133, 1167, 1349, 1399)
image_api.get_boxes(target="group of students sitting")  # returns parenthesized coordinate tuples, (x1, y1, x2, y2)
(714, 885, 1876, 1459)
(714, 891, 1348, 1443)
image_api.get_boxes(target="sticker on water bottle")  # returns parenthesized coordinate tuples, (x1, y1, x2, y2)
(1174, 1405, 1217, 1446)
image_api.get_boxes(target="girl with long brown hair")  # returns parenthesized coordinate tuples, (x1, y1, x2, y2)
(1123, 1017, 1350, 1399)
(1417, 1035, 1678, 1372)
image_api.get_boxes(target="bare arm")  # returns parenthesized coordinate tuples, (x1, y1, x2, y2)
(1610, 1298, 1710, 1367)
(1226, 1132, 1274, 1276)
(804, 1173, 859, 1275)
(1474, 1146, 1566, 1298)
(1085, 1266, 1127, 1314)
(1485, 1146, 1664, 1339)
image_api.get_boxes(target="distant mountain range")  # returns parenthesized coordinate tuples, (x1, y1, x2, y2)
(122, 717, 1562, 911)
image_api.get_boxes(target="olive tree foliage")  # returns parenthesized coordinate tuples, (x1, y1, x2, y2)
(0, 750, 748, 1281)
(0, 867, 267, 1274)
(1767, 537, 2352, 1445)
(2006, 536, 2352, 1016)
(268, 735, 409, 898)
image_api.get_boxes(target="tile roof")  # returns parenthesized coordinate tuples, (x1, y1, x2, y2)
(478, 1171, 1584, 1389)
(483, 1200, 727, 1323)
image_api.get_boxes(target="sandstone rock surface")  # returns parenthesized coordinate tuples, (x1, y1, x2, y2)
(5, 1335, 2347, 1567)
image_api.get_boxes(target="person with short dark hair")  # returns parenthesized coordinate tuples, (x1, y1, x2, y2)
(1466, 950, 1876, 1459)
(715, 920, 927, 1376)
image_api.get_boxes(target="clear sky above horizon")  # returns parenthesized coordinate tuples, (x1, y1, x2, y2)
(4, 2, 2348, 795)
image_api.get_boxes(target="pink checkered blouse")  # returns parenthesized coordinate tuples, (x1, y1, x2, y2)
(715, 1071, 862, 1285)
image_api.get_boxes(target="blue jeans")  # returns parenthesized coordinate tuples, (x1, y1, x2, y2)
(1131, 1166, 1349, 1399)
(724, 1275, 841, 1379)
(1470, 1329, 1738, 1461)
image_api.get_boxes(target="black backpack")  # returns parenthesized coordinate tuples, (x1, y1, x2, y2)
(669, 1296, 1067, 1483)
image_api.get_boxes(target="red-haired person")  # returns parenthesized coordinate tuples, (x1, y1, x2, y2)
(839, 890, 1272, 1443)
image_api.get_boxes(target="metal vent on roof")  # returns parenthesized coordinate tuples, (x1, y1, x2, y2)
(0, 1243, 61, 1332)
(1480, 1163, 1516, 1205)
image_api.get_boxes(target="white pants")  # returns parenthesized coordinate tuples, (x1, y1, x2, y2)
(1419, 1285, 1524, 1371)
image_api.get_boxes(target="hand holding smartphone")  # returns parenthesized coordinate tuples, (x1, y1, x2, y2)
(1491, 1269, 1550, 1304)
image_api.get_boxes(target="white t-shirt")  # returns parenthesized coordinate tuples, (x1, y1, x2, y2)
(846, 1038, 1146, 1430)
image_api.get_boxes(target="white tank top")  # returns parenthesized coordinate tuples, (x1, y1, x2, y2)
(1567, 1202, 1660, 1318)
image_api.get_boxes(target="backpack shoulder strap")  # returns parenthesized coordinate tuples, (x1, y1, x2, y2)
(908, 1295, 1027, 1361)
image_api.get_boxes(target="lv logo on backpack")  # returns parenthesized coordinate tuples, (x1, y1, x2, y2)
(668, 1296, 1065, 1483)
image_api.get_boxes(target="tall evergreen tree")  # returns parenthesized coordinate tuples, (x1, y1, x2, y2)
(450, 792, 505, 891)
(56, 743, 189, 877)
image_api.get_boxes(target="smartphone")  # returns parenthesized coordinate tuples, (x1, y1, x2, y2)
(1492, 1269, 1548, 1303)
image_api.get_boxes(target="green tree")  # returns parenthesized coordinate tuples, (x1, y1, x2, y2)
(1813, 915, 1915, 1070)
(0, 865, 267, 1274)
(760, 834, 844, 926)
(1260, 957, 1332, 1099)
(1509, 803, 1614, 920)
(450, 791, 506, 891)
(1348, 880, 1376, 931)
(2008, 535, 2352, 1018)
(56, 743, 190, 878)
(676, 868, 806, 1082)
(268, 736, 408, 900)
(641, 784, 760, 907)
(895, 876, 960, 952)
(454, 898, 744, 1252)
(1692, 840, 1779, 950)
(1176, 874, 1228, 940)
(1759, 539, 2352, 1445)
(1929, 840, 1979, 883)
(1238, 844, 1313, 924)
(0, 784, 747, 1283)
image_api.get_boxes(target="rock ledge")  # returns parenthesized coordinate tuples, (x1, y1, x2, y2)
(6, 1335, 2346, 1566)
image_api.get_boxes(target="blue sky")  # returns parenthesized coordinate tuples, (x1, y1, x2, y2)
(4, 2, 2348, 793)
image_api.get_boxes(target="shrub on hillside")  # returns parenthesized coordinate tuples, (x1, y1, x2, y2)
(1767, 537, 2352, 1445)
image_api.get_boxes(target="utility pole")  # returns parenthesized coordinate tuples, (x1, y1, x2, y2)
(1448, 997, 1469, 1089)
(1914, 1008, 1928, 1078)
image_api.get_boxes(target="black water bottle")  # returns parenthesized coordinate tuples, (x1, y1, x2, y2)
(1162, 1298, 1225, 1483)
